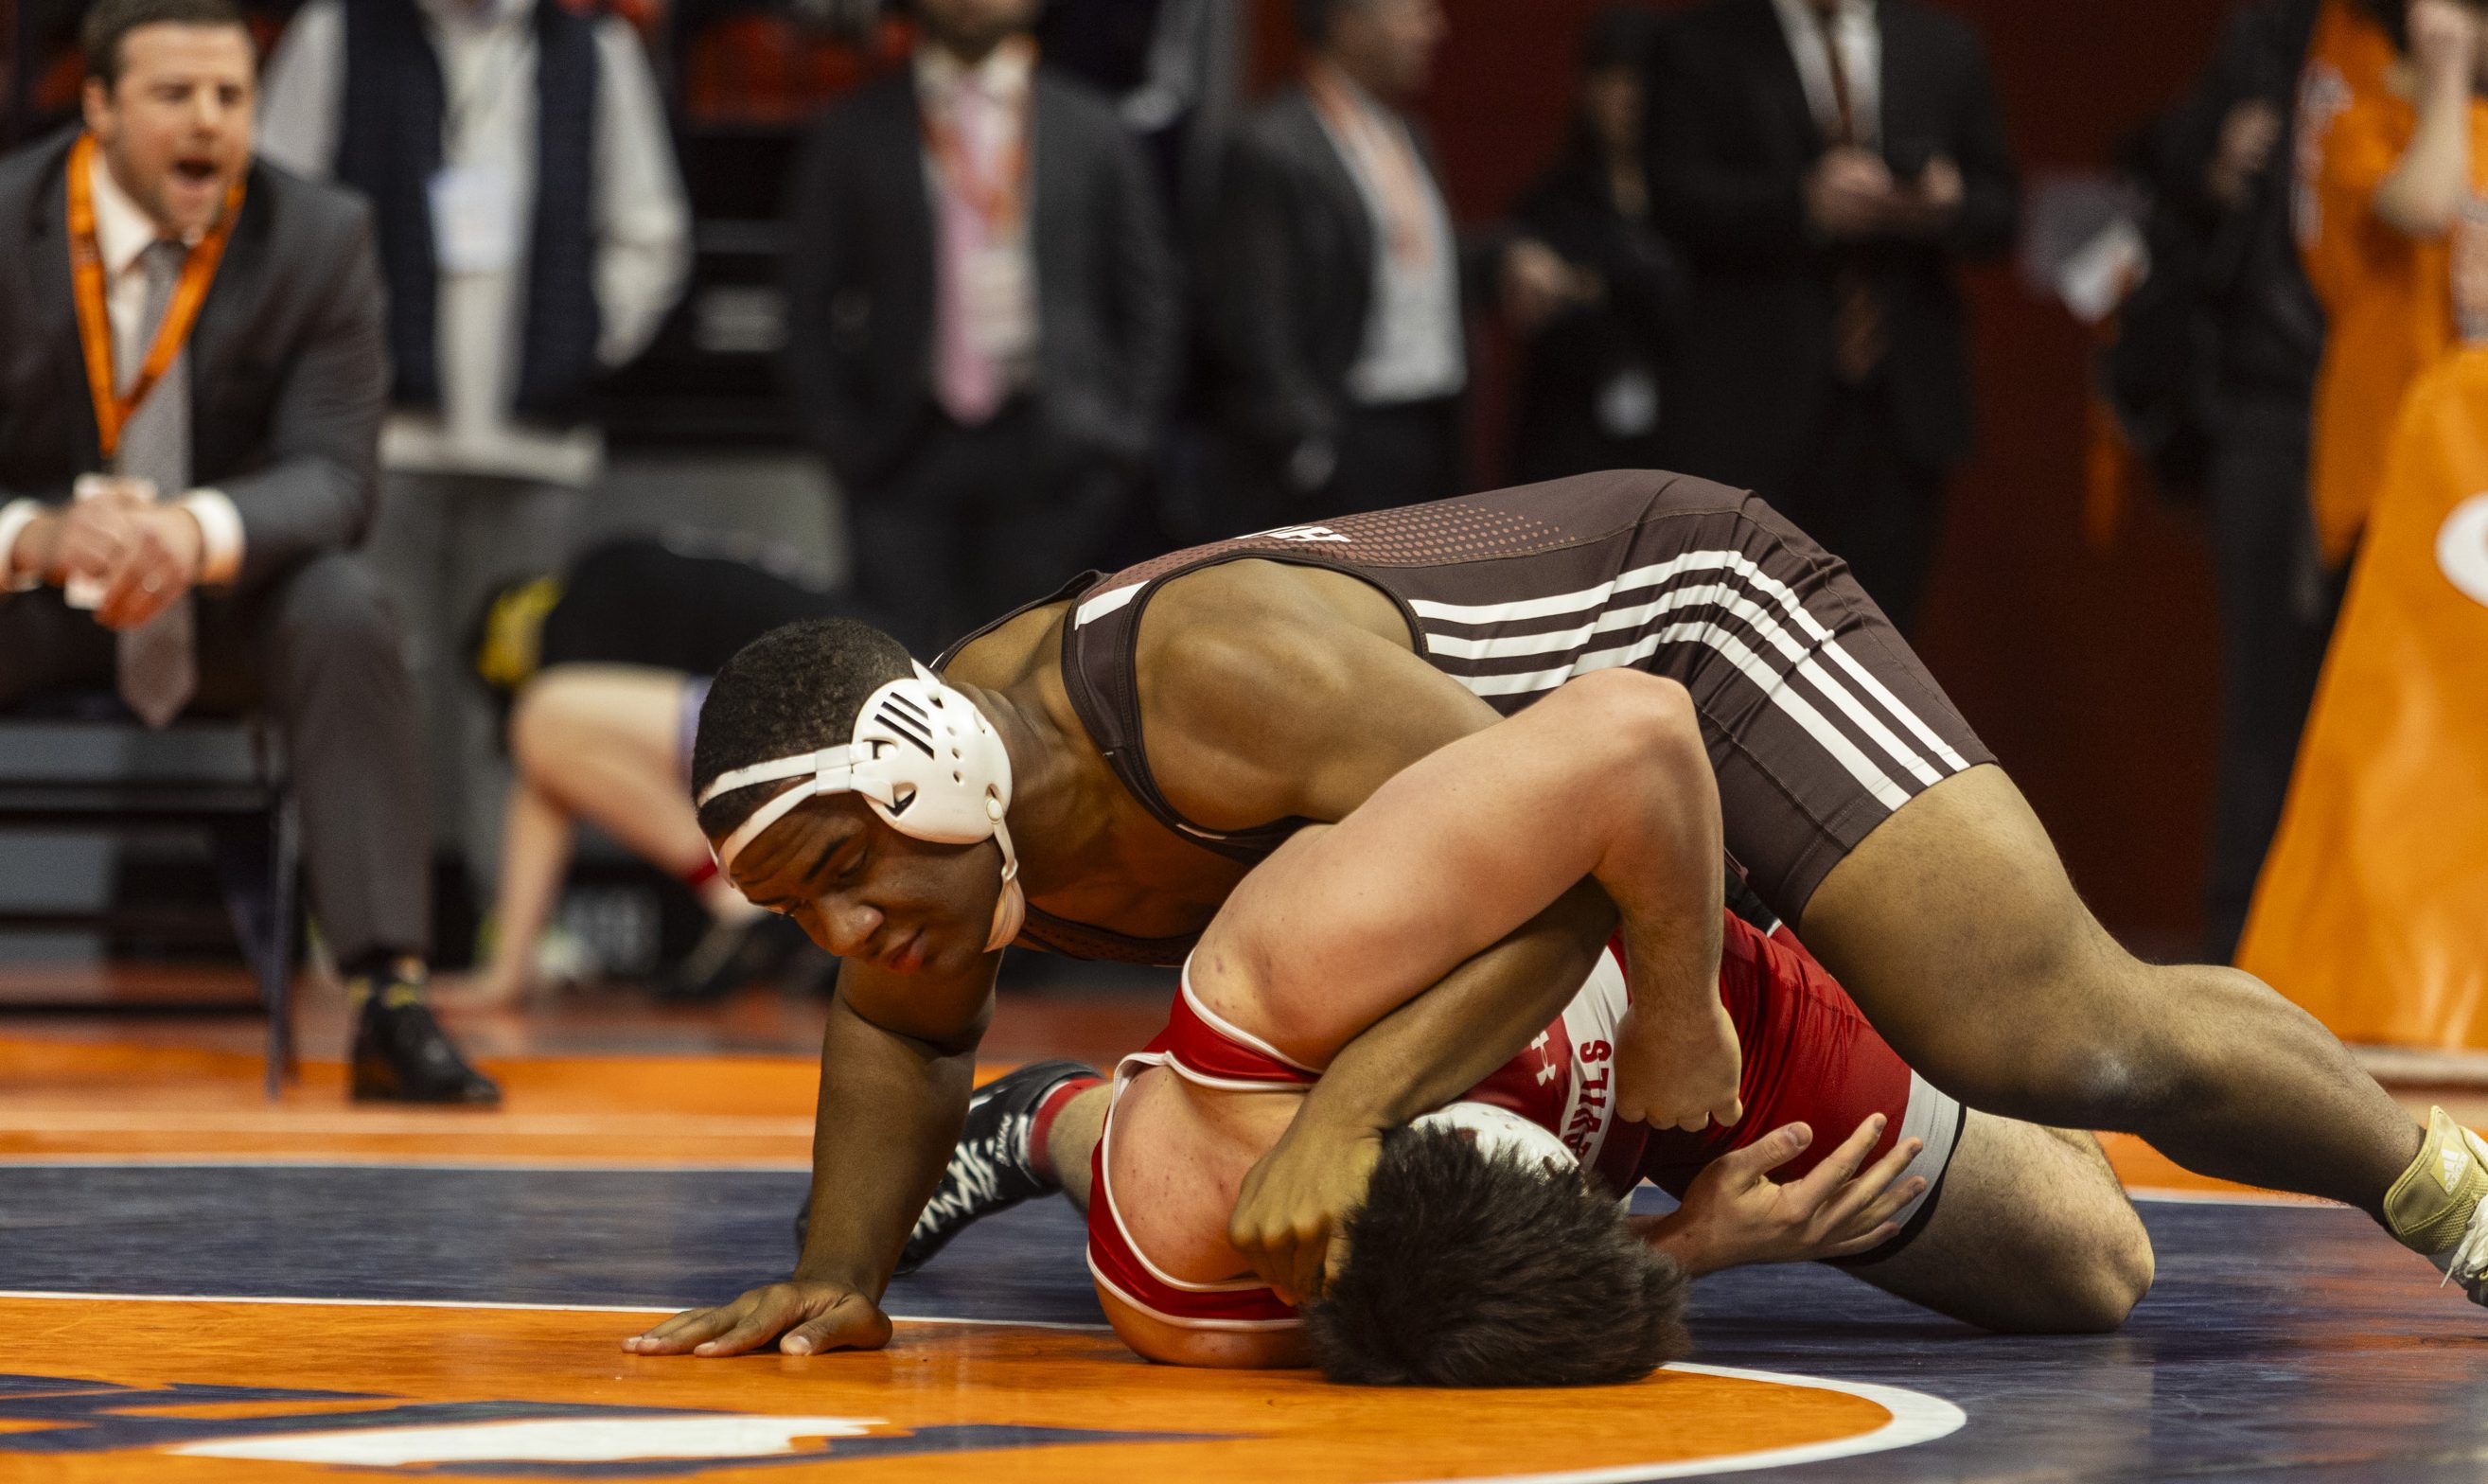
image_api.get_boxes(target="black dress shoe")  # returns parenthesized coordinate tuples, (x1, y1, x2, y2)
(350, 992, 502, 1105)
(796, 1059, 1099, 1272)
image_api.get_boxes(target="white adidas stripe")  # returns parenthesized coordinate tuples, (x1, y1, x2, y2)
(1424, 574, 1945, 788)
(1407, 550, 1739, 627)
(1456, 618, 1913, 811)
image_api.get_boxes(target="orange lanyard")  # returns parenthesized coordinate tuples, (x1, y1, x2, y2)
(920, 44, 1033, 237)
(65, 132, 245, 462)
(1307, 62, 1435, 265)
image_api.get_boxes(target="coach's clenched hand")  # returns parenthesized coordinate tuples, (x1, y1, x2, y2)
(624, 1281, 892, 1357)
(1228, 1116, 1384, 1306)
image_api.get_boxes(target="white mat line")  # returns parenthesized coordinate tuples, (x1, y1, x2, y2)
(1427, 1362, 1964, 1484)
(0, 1112, 809, 1135)
(2127, 1187, 2335, 1208)
(0, 1289, 1110, 1332)
(0, 1157, 811, 1173)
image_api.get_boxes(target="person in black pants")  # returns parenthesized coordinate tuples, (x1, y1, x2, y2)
(1509, 9, 1690, 485)
(2139, 0, 2338, 963)
(1647, 0, 2019, 633)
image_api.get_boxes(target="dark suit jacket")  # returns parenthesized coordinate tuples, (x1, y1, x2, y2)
(0, 128, 388, 597)
(781, 65, 1181, 492)
(1203, 82, 1503, 461)
(1648, 0, 2018, 488)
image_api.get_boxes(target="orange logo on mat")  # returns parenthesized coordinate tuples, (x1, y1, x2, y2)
(0, 1296, 1965, 1482)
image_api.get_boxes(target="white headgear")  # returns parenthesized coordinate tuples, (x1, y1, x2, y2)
(696, 662, 1024, 952)
(1410, 1101, 1579, 1175)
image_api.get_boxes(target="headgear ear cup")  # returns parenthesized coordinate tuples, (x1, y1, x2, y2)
(697, 662, 1023, 952)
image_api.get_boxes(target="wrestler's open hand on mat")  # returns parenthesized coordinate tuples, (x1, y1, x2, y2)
(623, 1280, 893, 1357)
(1638, 1115, 1926, 1277)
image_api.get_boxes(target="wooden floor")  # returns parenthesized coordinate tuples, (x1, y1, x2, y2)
(5, 967, 2488, 1481)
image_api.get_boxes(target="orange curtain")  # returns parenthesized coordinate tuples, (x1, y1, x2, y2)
(2238, 347, 2488, 1047)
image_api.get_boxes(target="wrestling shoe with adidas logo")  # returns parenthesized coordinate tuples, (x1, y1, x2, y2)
(2384, 1105, 2488, 1305)
(792, 1059, 1102, 1275)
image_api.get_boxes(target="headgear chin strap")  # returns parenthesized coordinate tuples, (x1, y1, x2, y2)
(697, 662, 1023, 953)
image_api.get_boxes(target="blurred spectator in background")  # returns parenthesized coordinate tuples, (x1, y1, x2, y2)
(1508, 7, 1688, 484)
(1201, 0, 1580, 531)
(1037, 0, 1242, 234)
(2296, 0, 2481, 564)
(1648, 0, 2017, 633)
(782, 0, 1180, 657)
(2135, 0, 2332, 963)
(460, 533, 871, 1007)
(254, 0, 691, 914)
(0, 0, 494, 1102)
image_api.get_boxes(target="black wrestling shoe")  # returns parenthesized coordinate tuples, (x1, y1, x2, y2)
(662, 914, 813, 1002)
(349, 980, 503, 1105)
(794, 1058, 1100, 1273)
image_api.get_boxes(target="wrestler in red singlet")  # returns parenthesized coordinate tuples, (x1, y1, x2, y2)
(1087, 910, 1967, 1334)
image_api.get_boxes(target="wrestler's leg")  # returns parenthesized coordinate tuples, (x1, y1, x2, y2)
(1049, 1085, 1109, 1211)
(1800, 766, 2423, 1223)
(511, 665, 757, 922)
(1840, 1113, 2153, 1334)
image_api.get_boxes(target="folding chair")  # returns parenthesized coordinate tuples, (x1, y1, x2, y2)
(0, 697, 298, 1098)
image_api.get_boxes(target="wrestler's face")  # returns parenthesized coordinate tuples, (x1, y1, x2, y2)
(723, 795, 1003, 976)
(82, 24, 256, 239)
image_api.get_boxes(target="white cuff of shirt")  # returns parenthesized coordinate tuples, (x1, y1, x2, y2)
(0, 499, 44, 593)
(178, 488, 245, 588)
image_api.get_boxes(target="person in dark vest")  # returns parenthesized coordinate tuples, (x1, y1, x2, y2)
(255, 0, 688, 922)
(0, 0, 497, 1102)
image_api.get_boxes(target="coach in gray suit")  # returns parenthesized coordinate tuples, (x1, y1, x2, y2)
(782, 0, 1179, 655)
(0, 0, 495, 1104)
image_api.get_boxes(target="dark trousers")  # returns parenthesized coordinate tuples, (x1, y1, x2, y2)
(0, 552, 432, 965)
(1209, 395, 1464, 539)
(1773, 380, 1948, 635)
(849, 402, 1131, 657)
(2202, 394, 2342, 963)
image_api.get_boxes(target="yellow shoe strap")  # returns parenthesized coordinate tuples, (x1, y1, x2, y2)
(2384, 1105, 2488, 1259)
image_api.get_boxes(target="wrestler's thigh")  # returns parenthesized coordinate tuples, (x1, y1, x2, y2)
(1794, 764, 2138, 1086)
(512, 664, 693, 775)
(1841, 1112, 2153, 1334)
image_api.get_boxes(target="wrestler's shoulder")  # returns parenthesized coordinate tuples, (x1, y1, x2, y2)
(1135, 563, 1400, 718)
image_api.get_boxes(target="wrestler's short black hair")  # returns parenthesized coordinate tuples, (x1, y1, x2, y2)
(82, 0, 251, 85)
(691, 619, 915, 838)
(1304, 1124, 1689, 1387)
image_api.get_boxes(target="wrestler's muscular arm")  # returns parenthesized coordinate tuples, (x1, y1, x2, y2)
(1138, 565, 1731, 1296)
(626, 954, 997, 1357)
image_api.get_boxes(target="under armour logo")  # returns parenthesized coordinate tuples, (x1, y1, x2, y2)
(1261, 524, 1351, 543)
(2444, 1143, 2470, 1192)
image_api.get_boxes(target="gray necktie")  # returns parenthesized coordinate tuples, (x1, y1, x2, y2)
(115, 238, 198, 729)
